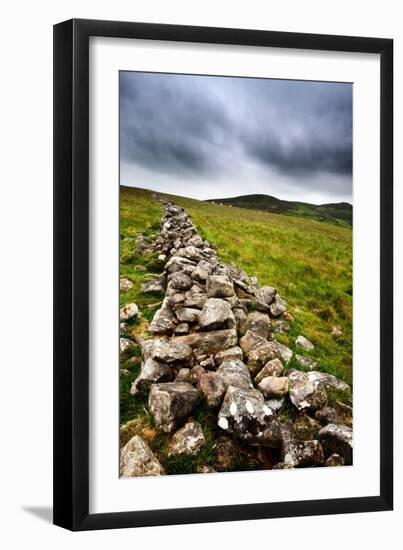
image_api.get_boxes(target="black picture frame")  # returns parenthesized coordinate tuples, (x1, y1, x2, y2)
(53, 18, 393, 531)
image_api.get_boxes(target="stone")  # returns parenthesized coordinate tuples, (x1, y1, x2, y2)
(295, 354, 318, 370)
(258, 376, 289, 399)
(256, 286, 277, 306)
(266, 397, 286, 412)
(199, 372, 227, 407)
(190, 365, 207, 386)
(288, 370, 328, 411)
(120, 278, 134, 292)
(158, 253, 167, 261)
(120, 337, 135, 354)
(165, 256, 196, 274)
(239, 330, 266, 355)
(191, 260, 212, 282)
(187, 235, 204, 248)
(120, 435, 165, 477)
(331, 326, 343, 337)
(197, 464, 216, 474)
(134, 264, 147, 272)
(120, 303, 138, 322)
(120, 369, 130, 377)
(206, 274, 235, 298)
(199, 298, 235, 330)
(148, 306, 177, 335)
(216, 359, 253, 390)
(175, 307, 200, 323)
(306, 371, 350, 393)
(218, 386, 282, 447)
(199, 356, 215, 370)
(247, 341, 278, 373)
(255, 359, 284, 384)
(175, 367, 191, 383)
(213, 435, 238, 471)
(174, 322, 190, 335)
(148, 382, 201, 433)
(272, 341, 293, 363)
(144, 339, 193, 364)
(296, 335, 315, 350)
(293, 413, 322, 440)
(141, 278, 165, 295)
(167, 420, 205, 456)
(184, 285, 207, 309)
(268, 295, 287, 317)
(279, 421, 324, 468)
(214, 346, 243, 366)
(271, 320, 290, 334)
(120, 322, 128, 336)
(130, 358, 174, 395)
(325, 453, 345, 467)
(169, 271, 192, 291)
(318, 423, 353, 464)
(173, 328, 237, 355)
(176, 246, 203, 262)
(245, 311, 271, 338)
(233, 308, 248, 336)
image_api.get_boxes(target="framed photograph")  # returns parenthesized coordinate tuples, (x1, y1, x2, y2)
(53, 19, 393, 530)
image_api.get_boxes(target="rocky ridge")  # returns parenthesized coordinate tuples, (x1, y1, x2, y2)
(120, 199, 352, 477)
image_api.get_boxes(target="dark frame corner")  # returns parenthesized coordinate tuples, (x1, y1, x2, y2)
(53, 18, 393, 531)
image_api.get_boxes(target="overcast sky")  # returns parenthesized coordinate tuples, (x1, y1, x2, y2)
(120, 71, 352, 205)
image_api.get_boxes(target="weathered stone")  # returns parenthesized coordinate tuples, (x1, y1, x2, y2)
(167, 420, 205, 456)
(293, 413, 322, 440)
(272, 341, 293, 363)
(239, 330, 266, 355)
(130, 358, 174, 395)
(214, 346, 243, 365)
(279, 421, 324, 468)
(173, 328, 237, 355)
(319, 423, 353, 464)
(199, 298, 235, 329)
(216, 359, 253, 390)
(149, 382, 201, 433)
(247, 341, 278, 373)
(169, 271, 192, 291)
(144, 339, 193, 364)
(325, 453, 345, 467)
(271, 320, 290, 334)
(148, 306, 177, 335)
(199, 372, 227, 407)
(120, 303, 138, 322)
(141, 278, 165, 295)
(120, 278, 134, 292)
(256, 286, 277, 306)
(120, 368, 130, 377)
(213, 435, 238, 471)
(246, 311, 271, 338)
(218, 386, 281, 447)
(175, 367, 191, 383)
(306, 371, 350, 393)
(315, 405, 353, 426)
(268, 295, 287, 317)
(190, 365, 207, 386)
(175, 307, 200, 323)
(233, 308, 248, 336)
(255, 358, 284, 383)
(288, 370, 328, 411)
(174, 322, 190, 335)
(120, 435, 165, 477)
(176, 246, 203, 262)
(187, 235, 204, 248)
(331, 326, 343, 337)
(184, 285, 207, 308)
(120, 337, 135, 354)
(199, 356, 215, 370)
(258, 376, 289, 399)
(197, 464, 216, 473)
(165, 256, 196, 274)
(120, 322, 128, 336)
(206, 274, 235, 298)
(191, 260, 212, 282)
(296, 335, 315, 350)
(295, 354, 318, 370)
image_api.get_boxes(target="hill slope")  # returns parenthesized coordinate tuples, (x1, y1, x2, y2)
(207, 194, 352, 227)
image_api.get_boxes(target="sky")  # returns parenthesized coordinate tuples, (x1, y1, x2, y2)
(120, 71, 352, 205)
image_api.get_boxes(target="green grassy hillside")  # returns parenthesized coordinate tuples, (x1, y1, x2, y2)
(208, 194, 352, 227)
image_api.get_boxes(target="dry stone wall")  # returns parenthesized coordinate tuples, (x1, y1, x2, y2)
(120, 199, 353, 476)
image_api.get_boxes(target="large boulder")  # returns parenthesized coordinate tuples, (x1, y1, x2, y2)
(167, 420, 205, 456)
(130, 358, 174, 395)
(217, 386, 282, 447)
(288, 370, 328, 411)
(199, 298, 235, 330)
(173, 328, 237, 355)
(216, 359, 253, 390)
(206, 274, 235, 298)
(120, 435, 165, 477)
(318, 423, 353, 465)
(199, 372, 227, 407)
(143, 339, 193, 364)
(120, 303, 138, 322)
(148, 382, 201, 433)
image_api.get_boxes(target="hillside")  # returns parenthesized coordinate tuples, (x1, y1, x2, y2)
(207, 194, 352, 227)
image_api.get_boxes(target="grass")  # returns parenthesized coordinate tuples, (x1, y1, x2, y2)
(119, 185, 353, 473)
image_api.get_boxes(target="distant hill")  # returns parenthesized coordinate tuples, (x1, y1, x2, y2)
(207, 194, 352, 227)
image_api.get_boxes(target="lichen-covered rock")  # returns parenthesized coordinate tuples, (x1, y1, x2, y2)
(214, 346, 243, 365)
(247, 341, 278, 373)
(239, 330, 266, 355)
(258, 376, 289, 399)
(217, 386, 281, 447)
(279, 421, 324, 468)
(120, 435, 165, 477)
(165, 256, 196, 274)
(167, 420, 205, 456)
(175, 307, 200, 323)
(319, 423, 353, 464)
(272, 341, 293, 363)
(190, 365, 207, 386)
(295, 354, 318, 370)
(288, 370, 328, 411)
(144, 339, 193, 364)
(213, 435, 238, 471)
(233, 308, 248, 336)
(199, 372, 227, 407)
(268, 295, 287, 317)
(120, 278, 134, 292)
(315, 402, 353, 427)
(174, 322, 190, 335)
(271, 320, 290, 334)
(325, 453, 345, 467)
(295, 335, 315, 350)
(199, 298, 235, 330)
(141, 277, 166, 294)
(148, 306, 177, 334)
(120, 302, 138, 322)
(149, 382, 201, 433)
(183, 285, 207, 309)
(169, 271, 192, 291)
(216, 359, 253, 390)
(245, 311, 271, 339)
(173, 328, 237, 355)
(255, 358, 284, 383)
(206, 274, 235, 298)
(120, 337, 135, 354)
(256, 286, 277, 307)
(293, 413, 322, 440)
(191, 260, 212, 282)
(175, 367, 192, 383)
(130, 358, 174, 395)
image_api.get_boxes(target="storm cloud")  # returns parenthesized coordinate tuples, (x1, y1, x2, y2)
(120, 72, 352, 204)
